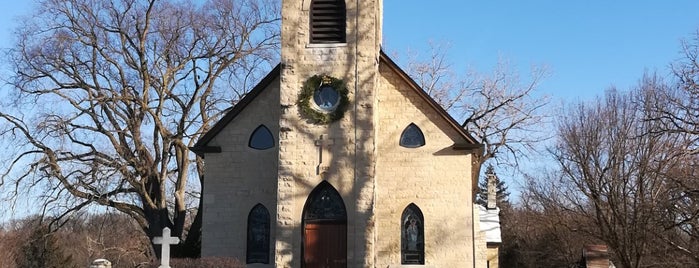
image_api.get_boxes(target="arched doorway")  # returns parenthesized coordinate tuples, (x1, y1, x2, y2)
(302, 181, 347, 268)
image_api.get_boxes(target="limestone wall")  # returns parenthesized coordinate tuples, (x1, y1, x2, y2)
(201, 79, 281, 265)
(374, 64, 476, 267)
(487, 246, 500, 268)
(201, 0, 480, 267)
(277, 0, 382, 267)
(474, 209, 487, 268)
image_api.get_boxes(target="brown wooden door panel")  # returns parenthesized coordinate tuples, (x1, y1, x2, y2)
(304, 222, 346, 268)
(304, 224, 321, 267)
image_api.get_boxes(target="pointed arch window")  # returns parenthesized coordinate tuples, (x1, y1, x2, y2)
(310, 0, 346, 43)
(303, 181, 347, 221)
(400, 123, 426, 148)
(249, 125, 274, 150)
(401, 203, 425, 264)
(247, 204, 270, 264)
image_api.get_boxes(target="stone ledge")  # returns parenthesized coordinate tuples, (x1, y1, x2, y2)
(388, 265, 436, 268)
(305, 43, 348, 49)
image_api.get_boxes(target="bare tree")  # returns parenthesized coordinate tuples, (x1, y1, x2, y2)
(0, 0, 279, 257)
(529, 85, 697, 267)
(657, 161, 699, 265)
(645, 30, 699, 263)
(77, 213, 153, 267)
(405, 42, 550, 167)
(670, 30, 699, 134)
(500, 189, 597, 268)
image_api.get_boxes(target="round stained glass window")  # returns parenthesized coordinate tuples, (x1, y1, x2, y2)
(313, 85, 340, 112)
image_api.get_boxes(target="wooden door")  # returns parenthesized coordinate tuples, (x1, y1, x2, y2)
(303, 222, 347, 268)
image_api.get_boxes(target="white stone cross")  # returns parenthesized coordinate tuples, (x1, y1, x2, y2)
(153, 227, 180, 268)
(315, 134, 334, 174)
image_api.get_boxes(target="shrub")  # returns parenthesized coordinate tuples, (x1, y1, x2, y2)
(142, 257, 243, 268)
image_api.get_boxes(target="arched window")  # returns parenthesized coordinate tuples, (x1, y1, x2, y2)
(401, 203, 425, 264)
(249, 125, 274, 150)
(310, 0, 346, 43)
(302, 181, 347, 267)
(247, 204, 270, 264)
(399, 123, 425, 148)
(303, 181, 347, 222)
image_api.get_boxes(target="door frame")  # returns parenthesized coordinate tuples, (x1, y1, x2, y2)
(301, 181, 347, 268)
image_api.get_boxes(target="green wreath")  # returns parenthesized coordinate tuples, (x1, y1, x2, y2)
(298, 74, 349, 124)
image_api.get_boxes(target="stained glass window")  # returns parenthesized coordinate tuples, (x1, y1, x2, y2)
(247, 204, 270, 264)
(401, 203, 425, 264)
(249, 125, 274, 150)
(400, 123, 426, 148)
(303, 181, 347, 221)
(302, 181, 348, 267)
(313, 85, 340, 112)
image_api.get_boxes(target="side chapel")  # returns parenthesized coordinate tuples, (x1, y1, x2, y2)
(191, 0, 487, 267)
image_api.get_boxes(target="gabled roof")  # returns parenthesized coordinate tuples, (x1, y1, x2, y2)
(191, 52, 482, 154)
(191, 64, 281, 153)
(379, 50, 480, 146)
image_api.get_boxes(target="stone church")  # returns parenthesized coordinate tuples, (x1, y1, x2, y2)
(191, 0, 488, 267)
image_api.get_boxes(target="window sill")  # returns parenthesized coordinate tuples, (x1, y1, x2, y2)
(306, 43, 348, 48)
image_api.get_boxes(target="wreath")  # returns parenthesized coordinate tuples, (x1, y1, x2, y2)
(297, 75, 349, 124)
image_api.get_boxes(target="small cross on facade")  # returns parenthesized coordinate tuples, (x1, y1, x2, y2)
(153, 227, 180, 268)
(314, 134, 335, 174)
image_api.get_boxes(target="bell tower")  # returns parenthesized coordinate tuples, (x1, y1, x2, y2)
(276, 0, 383, 267)
(279, 0, 382, 77)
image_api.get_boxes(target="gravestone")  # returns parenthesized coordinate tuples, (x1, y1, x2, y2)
(90, 259, 111, 268)
(153, 227, 180, 268)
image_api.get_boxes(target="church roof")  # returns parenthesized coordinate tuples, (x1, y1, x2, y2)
(192, 64, 281, 153)
(378, 51, 480, 146)
(191, 52, 481, 153)
(478, 205, 502, 244)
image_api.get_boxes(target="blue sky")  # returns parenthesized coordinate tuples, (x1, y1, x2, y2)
(383, 1, 699, 103)
(382, 1, 699, 189)
(1, 1, 698, 102)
